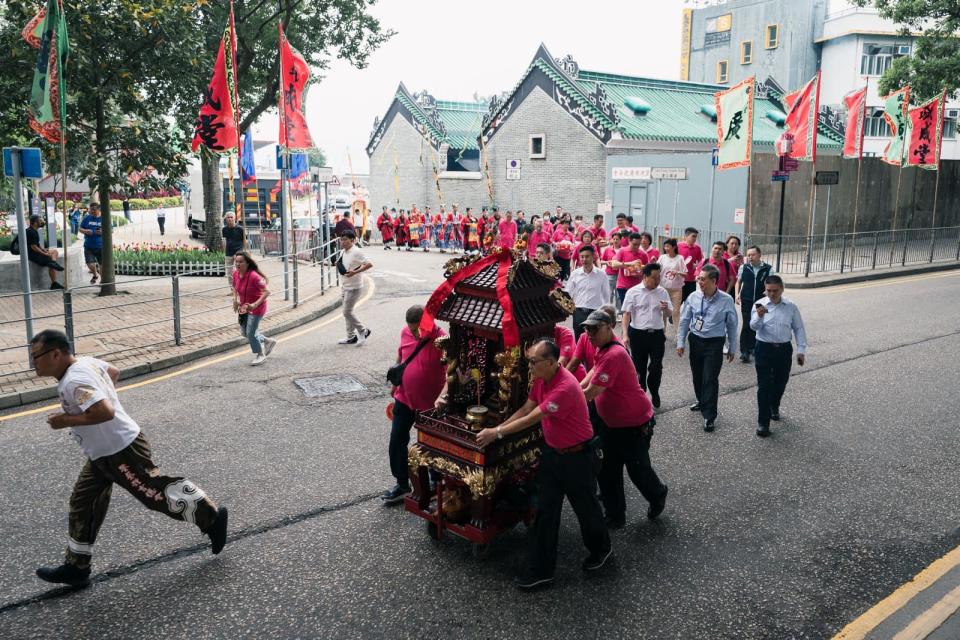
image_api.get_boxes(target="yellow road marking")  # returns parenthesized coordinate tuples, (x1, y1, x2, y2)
(0, 278, 375, 423)
(892, 584, 960, 640)
(819, 270, 958, 294)
(833, 544, 960, 639)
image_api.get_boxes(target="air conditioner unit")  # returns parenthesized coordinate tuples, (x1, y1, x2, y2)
(946, 109, 959, 119)
(896, 44, 911, 55)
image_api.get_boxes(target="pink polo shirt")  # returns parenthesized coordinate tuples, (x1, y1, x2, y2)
(601, 246, 618, 276)
(643, 247, 660, 261)
(552, 228, 576, 259)
(589, 225, 607, 241)
(678, 242, 703, 283)
(529, 367, 593, 449)
(392, 326, 446, 411)
(554, 325, 586, 379)
(614, 246, 649, 290)
(592, 342, 654, 429)
(573, 331, 621, 374)
(697, 257, 736, 292)
(233, 270, 268, 316)
(527, 229, 552, 257)
(498, 220, 518, 249)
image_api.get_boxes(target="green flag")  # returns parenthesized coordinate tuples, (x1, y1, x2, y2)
(881, 87, 910, 166)
(715, 76, 754, 171)
(26, 0, 69, 143)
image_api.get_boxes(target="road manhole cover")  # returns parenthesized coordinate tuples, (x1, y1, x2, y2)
(294, 374, 368, 398)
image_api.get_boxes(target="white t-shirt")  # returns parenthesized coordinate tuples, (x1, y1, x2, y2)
(340, 246, 369, 291)
(57, 357, 140, 460)
(657, 254, 687, 290)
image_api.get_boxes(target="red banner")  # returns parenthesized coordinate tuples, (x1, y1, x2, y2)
(191, 33, 237, 152)
(906, 92, 946, 170)
(783, 72, 821, 162)
(842, 87, 867, 160)
(278, 25, 314, 150)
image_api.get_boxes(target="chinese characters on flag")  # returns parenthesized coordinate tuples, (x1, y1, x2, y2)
(278, 25, 314, 150)
(783, 72, 821, 162)
(906, 91, 946, 171)
(714, 76, 754, 171)
(881, 86, 910, 166)
(191, 31, 237, 153)
(842, 86, 867, 160)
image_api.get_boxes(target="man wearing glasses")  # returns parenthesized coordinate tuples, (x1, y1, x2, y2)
(677, 264, 739, 432)
(476, 339, 610, 591)
(30, 330, 228, 587)
(580, 310, 667, 530)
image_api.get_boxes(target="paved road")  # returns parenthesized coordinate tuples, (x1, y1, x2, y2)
(0, 250, 957, 639)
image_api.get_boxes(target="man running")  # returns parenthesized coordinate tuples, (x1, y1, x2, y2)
(31, 330, 228, 587)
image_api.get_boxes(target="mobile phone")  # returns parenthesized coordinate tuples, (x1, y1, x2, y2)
(755, 303, 764, 310)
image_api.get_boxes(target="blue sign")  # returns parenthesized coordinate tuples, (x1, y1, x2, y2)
(711, 147, 719, 167)
(771, 172, 789, 182)
(3, 147, 43, 179)
(276, 145, 284, 170)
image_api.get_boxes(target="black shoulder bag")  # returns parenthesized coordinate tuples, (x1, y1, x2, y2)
(237, 273, 251, 331)
(387, 338, 431, 386)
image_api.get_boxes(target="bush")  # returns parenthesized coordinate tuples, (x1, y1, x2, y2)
(114, 242, 223, 264)
(0, 236, 11, 251)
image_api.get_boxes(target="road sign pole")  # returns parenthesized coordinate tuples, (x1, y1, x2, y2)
(805, 185, 818, 276)
(775, 158, 786, 273)
(671, 180, 680, 239)
(821, 185, 832, 272)
(11, 149, 35, 352)
(706, 163, 716, 244)
(654, 178, 662, 237)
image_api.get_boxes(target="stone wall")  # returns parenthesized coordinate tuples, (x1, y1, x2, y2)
(367, 114, 433, 211)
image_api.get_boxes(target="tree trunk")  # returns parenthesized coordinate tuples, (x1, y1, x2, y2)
(95, 93, 116, 296)
(201, 149, 224, 252)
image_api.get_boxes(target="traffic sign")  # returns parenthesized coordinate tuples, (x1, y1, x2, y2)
(312, 166, 334, 183)
(782, 158, 800, 172)
(815, 171, 840, 186)
(711, 148, 719, 167)
(651, 167, 688, 180)
(3, 147, 42, 179)
(771, 171, 789, 182)
(330, 175, 341, 187)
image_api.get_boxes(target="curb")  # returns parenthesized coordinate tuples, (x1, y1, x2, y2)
(783, 261, 960, 289)
(0, 295, 343, 411)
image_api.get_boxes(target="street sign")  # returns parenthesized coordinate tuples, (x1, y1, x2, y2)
(330, 174, 341, 187)
(782, 158, 800, 172)
(3, 147, 42, 178)
(506, 159, 521, 180)
(312, 166, 334, 183)
(711, 148, 719, 167)
(651, 167, 688, 180)
(734, 208, 745, 224)
(815, 171, 840, 186)
(612, 166, 651, 180)
(771, 171, 789, 182)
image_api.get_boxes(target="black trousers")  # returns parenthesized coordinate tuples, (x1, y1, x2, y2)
(681, 280, 697, 302)
(555, 256, 571, 280)
(530, 446, 609, 578)
(740, 303, 757, 355)
(388, 399, 417, 487)
(572, 307, 594, 342)
(755, 341, 793, 426)
(627, 327, 665, 394)
(157, 217, 166, 235)
(688, 334, 725, 421)
(593, 414, 664, 521)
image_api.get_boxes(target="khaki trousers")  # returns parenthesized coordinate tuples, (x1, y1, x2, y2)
(342, 287, 366, 338)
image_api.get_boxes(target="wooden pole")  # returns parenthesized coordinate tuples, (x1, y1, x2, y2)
(891, 164, 904, 231)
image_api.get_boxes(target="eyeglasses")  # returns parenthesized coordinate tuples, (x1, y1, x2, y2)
(30, 347, 58, 367)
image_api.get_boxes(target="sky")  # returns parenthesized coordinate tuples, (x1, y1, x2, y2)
(252, 0, 688, 175)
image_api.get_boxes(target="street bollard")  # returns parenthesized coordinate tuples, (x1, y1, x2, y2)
(320, 246, 326, 295)
(839, 235, 847, 274)
(293, 253, 299, 308)
(928, 229, 937, 263)
(804, 234, 814, 277)
(901, 232, 909, 266)
(62, 289, 76, 354)
(172, 275, 182, 346)
(871, 232, 879, 270)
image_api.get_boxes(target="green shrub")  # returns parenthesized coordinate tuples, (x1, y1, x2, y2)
(0, 236, 11, 251)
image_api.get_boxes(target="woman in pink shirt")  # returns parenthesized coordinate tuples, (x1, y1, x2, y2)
(640, 232, 659, 261)
(498, 213, 518, 250)
(552, 224, 576, 280)
(610, 232, 648, 304)
(600, 231, 622, 308)
(573, 229, 598, 268)
(526, 218, 552, 258)
(554, 324, 586, 380)
(233, 251, 276, 366)
(724, 235, 744, 271)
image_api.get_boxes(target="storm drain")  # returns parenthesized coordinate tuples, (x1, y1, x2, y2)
(294, 374, 368, 398)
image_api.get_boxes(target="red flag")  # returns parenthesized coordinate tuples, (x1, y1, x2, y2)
(783, 72, 821, 162)
(906, 91, 946, 170)
(191, 32, 237, 152)
(278, 25, 314, 149)
(842, 86, 867, 159)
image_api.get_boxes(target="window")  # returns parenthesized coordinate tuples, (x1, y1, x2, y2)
(717, 60, 729, 83)
(529, 134, 545, 159)
(943, 112, 957, 139)
(741, 40, 753, 64)
(765, 24, 779, 49)
(865, 109, 891, 137)
(860, 43, 910, 76)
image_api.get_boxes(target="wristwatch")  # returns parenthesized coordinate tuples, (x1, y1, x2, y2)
(496, 426, 503, 440)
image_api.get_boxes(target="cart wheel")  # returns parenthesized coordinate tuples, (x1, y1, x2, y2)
(471, 542, 491, 559)
(426, 521, 440, 540)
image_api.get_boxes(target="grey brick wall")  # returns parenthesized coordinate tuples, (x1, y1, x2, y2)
(368, 114, 432, 211)
(486, 86, 607, 218)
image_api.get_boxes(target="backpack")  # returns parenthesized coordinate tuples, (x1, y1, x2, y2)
(9, 235, 19, 255)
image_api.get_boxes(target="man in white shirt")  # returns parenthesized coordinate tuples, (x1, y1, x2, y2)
(338, 230, 373, 345)
(30, 330, 228, 587)
(622, 263, 673, 408)
(750, 275, 807, 437)
(565, 245, 611, 341)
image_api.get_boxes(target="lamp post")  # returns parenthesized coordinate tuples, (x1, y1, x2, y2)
(774, 132, 794, 272)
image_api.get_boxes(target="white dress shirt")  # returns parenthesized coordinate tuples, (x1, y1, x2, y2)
(749, 295, 808, 354)
(622, 283, 673, 330)
(565, 266, 610, 310)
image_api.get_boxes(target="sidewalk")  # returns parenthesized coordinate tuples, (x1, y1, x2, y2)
(0, 254, 342, 409)
(781, 260, 960, 288)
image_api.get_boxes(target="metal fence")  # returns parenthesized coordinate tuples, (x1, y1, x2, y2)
(0, 235, 342, 381)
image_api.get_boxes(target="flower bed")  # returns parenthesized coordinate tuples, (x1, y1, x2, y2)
(114, 242, 225, 277)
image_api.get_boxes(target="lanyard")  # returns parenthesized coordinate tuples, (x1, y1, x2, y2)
(699, 292, 715, 318)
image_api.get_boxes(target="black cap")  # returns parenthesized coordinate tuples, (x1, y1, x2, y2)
(580, 309, 614, 328)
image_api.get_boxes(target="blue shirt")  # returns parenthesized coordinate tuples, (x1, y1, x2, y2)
(80, 214, 103, 250)
(750, 295, 807, 354)
(678, 288, 738, 354)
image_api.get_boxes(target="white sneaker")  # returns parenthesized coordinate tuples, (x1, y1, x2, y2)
(355, 331, 366, 346)
(251, 354, 266, 366)
(263, 338, 277, 356)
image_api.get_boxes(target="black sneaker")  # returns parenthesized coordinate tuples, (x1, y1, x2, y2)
(651, 392, 661, 409)
(604, 514, 625, 529)
(36, 563, 91, 587)
(647, 485, 668, 520)
(740, 354, 751, 363)
(770, 411, 781, 421)
(689, 402, 701, 412)
(582, 547, 613, 571)
(513, 572, 554, 591)
(703, 419, 715, 432)
(381, 484, 410, 505)
(362, 328, 371, 340)
(756, 424, 771, 437)
(50, 281, 65, 290)
(205, 506, 229, 555)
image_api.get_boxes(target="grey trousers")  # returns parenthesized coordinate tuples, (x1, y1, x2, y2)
(342, 287, 366, 338)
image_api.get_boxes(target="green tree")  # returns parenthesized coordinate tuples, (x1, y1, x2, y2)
(855, 0, 960, 100)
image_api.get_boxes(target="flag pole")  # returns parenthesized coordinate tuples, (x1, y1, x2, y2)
(851, 78, 867, 236)
(278, 20, 290, 300)
(229, 0, 245, 234)
(60, 132, 68, 288)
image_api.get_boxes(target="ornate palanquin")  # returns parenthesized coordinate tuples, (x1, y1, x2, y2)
(404, 248, 574, 552)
